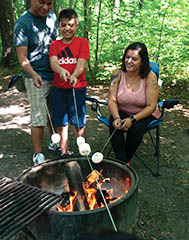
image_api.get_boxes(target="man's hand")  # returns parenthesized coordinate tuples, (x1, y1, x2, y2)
(32, 73, 44, 88)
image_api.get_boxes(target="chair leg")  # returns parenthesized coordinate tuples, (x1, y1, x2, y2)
(135, 126, 161, 177)
(154, 126, 160, 177)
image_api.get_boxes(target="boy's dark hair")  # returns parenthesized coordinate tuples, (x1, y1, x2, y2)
(58, 8, 78, 24)
(121, 42, 151, 79)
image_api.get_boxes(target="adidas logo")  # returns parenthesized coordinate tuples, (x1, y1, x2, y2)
(58, 46, 77, 65)
(58, 57, 77, 64)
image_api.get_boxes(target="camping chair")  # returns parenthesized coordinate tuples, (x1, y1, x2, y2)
(86, 62, 179, 177)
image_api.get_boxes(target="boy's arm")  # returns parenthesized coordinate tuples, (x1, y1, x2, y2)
(70, 58, 88, 86)
(50, 56, 70, 81)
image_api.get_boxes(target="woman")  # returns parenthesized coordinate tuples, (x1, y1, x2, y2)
(108, 42, 159, 163)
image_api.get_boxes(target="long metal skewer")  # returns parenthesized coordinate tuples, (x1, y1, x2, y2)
(72, 87, 81, 135)
(72, 87, 118, 232)
(100, 128, 117, 153)
(86, 155, 118, 232)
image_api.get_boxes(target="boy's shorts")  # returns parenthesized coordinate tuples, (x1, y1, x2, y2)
(24, 77, 52, 127)
(51, 87, 86, 127)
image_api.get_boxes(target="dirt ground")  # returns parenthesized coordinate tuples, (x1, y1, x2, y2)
(0, 77, 188, 240)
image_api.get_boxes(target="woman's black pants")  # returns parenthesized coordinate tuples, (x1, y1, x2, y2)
(109, 111, 156, 163)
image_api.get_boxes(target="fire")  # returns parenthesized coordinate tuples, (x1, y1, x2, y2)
(57, 191, 77, 212)
(56, 170, 130, 212)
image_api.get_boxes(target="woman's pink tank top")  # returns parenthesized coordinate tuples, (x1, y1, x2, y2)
(116, 71, 160, 118)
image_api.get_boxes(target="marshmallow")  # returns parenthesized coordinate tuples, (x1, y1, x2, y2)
(92, 152, 103, 164)
(79, 143, 91, 156)
(51, 133, 61, 144)
(76, 136, 85, 146)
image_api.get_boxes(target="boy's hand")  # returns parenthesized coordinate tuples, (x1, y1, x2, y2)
(59, 69, 70, 82)
(70, 75, 78, 87)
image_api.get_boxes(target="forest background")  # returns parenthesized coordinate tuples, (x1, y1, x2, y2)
(0, 0, 188, 86)
(0, 1, 188, 239)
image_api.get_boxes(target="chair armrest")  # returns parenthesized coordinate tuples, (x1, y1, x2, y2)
(97, 116, 110, 127)
(86, 96, 108, 105)
(147, 119, 163, 129)
(162, 99, 179, 109)
(86, 96, 108, 117)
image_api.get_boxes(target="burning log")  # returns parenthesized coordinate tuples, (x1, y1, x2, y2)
(65, 161, 89, 211)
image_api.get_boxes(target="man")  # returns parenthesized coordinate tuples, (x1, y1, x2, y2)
(13, 0, 58, 165)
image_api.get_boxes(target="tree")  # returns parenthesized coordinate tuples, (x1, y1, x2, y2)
(0, 0, 17, 66)
(25, 0, 31, 9)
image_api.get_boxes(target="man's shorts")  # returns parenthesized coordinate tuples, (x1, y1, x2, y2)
(24, 77, 52, 127)
(51, 87, 86, 128)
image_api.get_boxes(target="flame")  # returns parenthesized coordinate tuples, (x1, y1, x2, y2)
(57, 191, 77, 212)
(85, 187, 97, 210)
(56, 170, 131, 212)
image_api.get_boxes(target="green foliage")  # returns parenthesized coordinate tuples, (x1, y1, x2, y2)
(3, 0, 189, 85)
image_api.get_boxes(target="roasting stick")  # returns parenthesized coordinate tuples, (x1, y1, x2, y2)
(72, 87, 118, 232)
(100, 128, 117, 153)
(44, 99, 55, 134)
(86, 155, 118, 232)
(44, 100, 61, 144)
(72, 87, 81, 135)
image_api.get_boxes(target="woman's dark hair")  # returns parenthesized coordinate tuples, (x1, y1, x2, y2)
(121, 42, 151, 78)
(58, 8, 78, 23)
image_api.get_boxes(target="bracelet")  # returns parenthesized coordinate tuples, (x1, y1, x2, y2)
(129, 115, 136, 122)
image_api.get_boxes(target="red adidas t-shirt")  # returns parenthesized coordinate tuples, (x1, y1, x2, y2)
(49, 36, 90, 89)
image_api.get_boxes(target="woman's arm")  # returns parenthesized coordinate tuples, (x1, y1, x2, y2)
(120, 71, 159, 131)
(108, 70, 122, 127)
(134, 71, 159, 121)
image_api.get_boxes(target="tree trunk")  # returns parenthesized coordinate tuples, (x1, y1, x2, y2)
(69, 0, 74, 8)
(25, 0, 31, 9)
(139, 0, 143, 9)
(0, 0, 17, 66)
(84, 0, 89, 40)
(53, 0, 57, 16)
(95, 0, 102, 69)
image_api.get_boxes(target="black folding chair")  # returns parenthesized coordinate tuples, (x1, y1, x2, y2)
(86, 62, 179, 177)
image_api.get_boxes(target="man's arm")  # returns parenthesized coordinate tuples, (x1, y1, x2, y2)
(16, 46, 43, 88)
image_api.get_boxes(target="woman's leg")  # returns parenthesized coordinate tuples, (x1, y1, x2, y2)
(109, 115, 128, 162)
(125, 115, 156, 161)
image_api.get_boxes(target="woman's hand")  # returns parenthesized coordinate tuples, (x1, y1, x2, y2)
(113, 118, 122, 129)
(120, 118, 132, 131)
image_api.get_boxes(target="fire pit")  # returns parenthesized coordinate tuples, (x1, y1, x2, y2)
(18, 156, 138, 240)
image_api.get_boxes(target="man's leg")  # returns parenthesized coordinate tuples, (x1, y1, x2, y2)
(24, 77, 51, 156)
(31, 126, 44, 153)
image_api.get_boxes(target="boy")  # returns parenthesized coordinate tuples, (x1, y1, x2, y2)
(49, 8, 90, 156)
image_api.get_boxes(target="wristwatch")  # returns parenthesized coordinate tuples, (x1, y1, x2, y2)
(129, 115, 136, 123)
